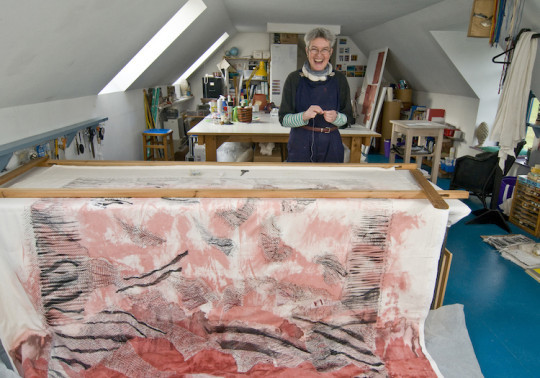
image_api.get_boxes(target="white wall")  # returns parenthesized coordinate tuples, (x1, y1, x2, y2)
(1, 89, 147, 164)
(431, 31, 503, 155)
(414, 91, 479, 158)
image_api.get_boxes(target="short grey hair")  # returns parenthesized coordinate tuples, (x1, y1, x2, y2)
(304, 27, 336, 48)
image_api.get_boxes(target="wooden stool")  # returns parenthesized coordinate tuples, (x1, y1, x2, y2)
(142, 128, 174, 161)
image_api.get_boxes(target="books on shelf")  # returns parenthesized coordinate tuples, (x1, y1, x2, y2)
(426, 108, 446, 123)
(408, 105, 427, 120)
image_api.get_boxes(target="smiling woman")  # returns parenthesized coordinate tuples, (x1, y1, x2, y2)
(279, 27, 354, 163)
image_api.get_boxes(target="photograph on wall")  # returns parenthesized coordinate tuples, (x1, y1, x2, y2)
(354, 65, 366, 77)
(351, 54, 358, 61)
(339, 38, 347, 44)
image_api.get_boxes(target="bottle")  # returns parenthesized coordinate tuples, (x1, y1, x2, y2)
(217, 95, 225, 115)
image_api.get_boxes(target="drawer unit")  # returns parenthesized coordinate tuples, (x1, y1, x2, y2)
(509, 179, 540, 237)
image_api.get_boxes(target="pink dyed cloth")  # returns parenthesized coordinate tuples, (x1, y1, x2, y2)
(3, 194, 448, 377)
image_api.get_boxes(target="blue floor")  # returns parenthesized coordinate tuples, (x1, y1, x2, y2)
(367, 152, 540, 378)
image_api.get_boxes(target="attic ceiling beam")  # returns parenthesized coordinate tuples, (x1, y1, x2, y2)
(99, 0, 207, 95)
(267, 23, 341, 35)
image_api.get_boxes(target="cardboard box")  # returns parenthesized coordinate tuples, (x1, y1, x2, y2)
(254, 144, 282, 162)
(278, 33, 298, 44)
(395, 89, 412, 103)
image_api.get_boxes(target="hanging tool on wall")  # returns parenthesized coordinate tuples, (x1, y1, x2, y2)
(88, 127, 96, 158)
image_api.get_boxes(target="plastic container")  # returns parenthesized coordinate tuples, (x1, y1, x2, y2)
(498, 176, 517, 208)
(384, 139, 391, 158)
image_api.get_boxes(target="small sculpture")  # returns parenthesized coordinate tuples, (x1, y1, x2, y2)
(476, 122, 489, 146)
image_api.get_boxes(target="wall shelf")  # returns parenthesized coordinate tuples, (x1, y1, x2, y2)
(0, 117, 108, 172)
(158, 96, 193, 111)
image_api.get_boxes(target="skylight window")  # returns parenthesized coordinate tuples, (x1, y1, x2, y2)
(173, 32, 230, 84)
(99, 0, 206, 95)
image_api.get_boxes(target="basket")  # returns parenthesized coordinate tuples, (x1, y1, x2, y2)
(237, 107, 252, 123)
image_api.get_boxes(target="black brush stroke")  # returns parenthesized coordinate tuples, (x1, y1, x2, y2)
(329, 349, 384, 367)
(43, 291, 83, 308)
(100, 310, 165, 334)
(55, 344, 121, 354)
(292, 316, 366, 342)
(117, 267, 182, 293)
(41, 275, 79, 297)
(219, 340, 280, 358)
(313, 329, 376, 357)
(41, 259, 80, 275)
(55, 332, 133, 343)
(206, 325, 309, 353)
(84, 321, 147, 337)
(47, 306, 84, 314)
(51, 356, 91, 370)
(123, 251, 188, 281)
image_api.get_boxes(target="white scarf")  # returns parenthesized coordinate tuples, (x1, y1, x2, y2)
(301, 62, 334, 81)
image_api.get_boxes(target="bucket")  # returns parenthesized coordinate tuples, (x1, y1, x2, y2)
(384, 139, 391, 158)
(498, 176, 517, 209)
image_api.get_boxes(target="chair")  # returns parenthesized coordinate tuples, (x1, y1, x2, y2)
(450, 140, 526, 232)
(450, 151, 499, 208)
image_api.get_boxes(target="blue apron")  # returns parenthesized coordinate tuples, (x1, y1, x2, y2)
(287, 73, 344, 163)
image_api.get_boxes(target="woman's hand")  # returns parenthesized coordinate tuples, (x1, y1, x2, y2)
(323, 110, 337, 123)
(302, 105, 324, 121)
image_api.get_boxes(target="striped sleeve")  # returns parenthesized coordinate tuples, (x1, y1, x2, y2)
(332, 112, 347, 127)
(282, 112, 308, 128)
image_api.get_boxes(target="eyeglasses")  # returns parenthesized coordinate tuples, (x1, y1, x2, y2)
(308, 47, 331, 56)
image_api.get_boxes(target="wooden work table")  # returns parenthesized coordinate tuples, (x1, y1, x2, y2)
(187, 113, 380, 163)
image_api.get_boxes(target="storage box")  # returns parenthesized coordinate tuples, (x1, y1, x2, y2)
(395, 89, 412, 103)
(276, 33, 298, 44)
(254, 144, 282, 162)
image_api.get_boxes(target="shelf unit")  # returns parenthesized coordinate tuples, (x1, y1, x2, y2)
(158, 96, 193, 111)
(509, 178, 540, 237)
(224, 57, 270, 101)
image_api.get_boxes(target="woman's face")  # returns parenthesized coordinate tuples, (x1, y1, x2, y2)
(306, 37, 332, 72)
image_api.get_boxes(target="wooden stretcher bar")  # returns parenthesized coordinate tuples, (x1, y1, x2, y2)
(0, 159, 468, 209)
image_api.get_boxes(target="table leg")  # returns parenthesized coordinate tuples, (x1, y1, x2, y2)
(430, 129, 443, 184)
(349, 137, 363, 163)
(404, 130, 413, 165)
(389, 127, 397, 164)
(198, 136, 217, 162)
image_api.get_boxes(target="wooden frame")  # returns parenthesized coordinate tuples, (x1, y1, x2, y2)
(0, 159, 468, 210)
(431, 248, 453, 309)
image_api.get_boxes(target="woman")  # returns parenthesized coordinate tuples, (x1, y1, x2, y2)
(279, 27, 354, 163)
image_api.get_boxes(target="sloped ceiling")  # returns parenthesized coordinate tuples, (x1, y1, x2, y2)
(1, 0, 538, 109)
